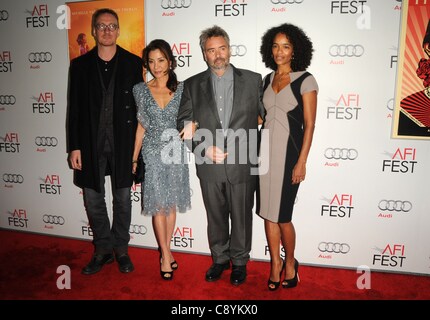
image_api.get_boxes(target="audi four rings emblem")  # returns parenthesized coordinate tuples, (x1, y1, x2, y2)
(129, 224, 147, 235)
(378, 200, 412, 212)
(161, 0, 192, 9)
(271, 0, 304, 4)
(318, 242, 350, 254)
(0, 95, 16, 105)
(230, 45, 247, 57)
(28, 52, 52, 63)
(3, 174, 24, 183)
(0, 10, 9, 21)
(43, 215, 65, 225)
(324, 148, 358, 160)
(35, 137, 58, 147)
(387, 99, 394, 111)
(329, 45, 364, 57)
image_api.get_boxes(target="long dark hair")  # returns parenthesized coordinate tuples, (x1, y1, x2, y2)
(142, 39, 178, 93)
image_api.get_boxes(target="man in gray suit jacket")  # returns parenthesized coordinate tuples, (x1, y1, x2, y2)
(177, 25, 264, 286)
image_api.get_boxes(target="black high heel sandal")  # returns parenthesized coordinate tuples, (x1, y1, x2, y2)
(267, 259, 285, 291)
(160, 269, 174, 281)
(282, 258, 299, 289)
(170, 261, 178, 270)
(159, 247, 178, 271)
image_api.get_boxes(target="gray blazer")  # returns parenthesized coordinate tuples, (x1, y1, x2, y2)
(177, 64, 264, 184)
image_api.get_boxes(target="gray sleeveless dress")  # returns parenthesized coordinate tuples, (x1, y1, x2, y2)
(133, 81, 191, 216)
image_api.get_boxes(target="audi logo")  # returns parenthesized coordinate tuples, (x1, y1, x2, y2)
(3, 173, 24, 183)
(230, 45, 247, 57)
(35, 136, 58, 147)
(0, 95, 16, 105)
(43, 214, 65, 225)
(28, 52, 52, 63)
(318, 242, 350, 254)
(378, 200, 412, 212)
(387, 98, 394, 111)
(329, 45, 364, 57)
(270, 0, 304, 4)
(161, 0, 192, 9)
(324, 148, 358, 160)
(0, 10, 9, 21)
(129, 224, 147, 235)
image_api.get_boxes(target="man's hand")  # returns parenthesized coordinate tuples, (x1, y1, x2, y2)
(205, 146, 228, 164)
(69, 150, 82, 170)
(179, 121, 197, 140)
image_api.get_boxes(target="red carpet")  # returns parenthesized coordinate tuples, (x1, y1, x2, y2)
(1, 229, 429, 303)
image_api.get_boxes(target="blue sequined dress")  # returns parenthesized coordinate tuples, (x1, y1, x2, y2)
(133, 81, 191, 216)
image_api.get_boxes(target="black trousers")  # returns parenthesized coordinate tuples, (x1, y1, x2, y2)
(83, 151, 131, 256)
(200, 178, 255, 266)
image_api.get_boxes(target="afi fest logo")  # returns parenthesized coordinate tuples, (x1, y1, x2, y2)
(7, 209, 29, 228)
(172, 42, 191, 68)
(81, 220, 93, 237)
(321, 194, 354, 218)
(25, 5, 70, 30)
(327, 93, 361, 120)
(172, 226, 194, 248)
(215, 0, 248, 17)
(0, 51, 13, 73)
(330, 1, 368, 15)
(382, 148, 417, 174)
(32, 92, 55, 114)
(39, 174, 61, 195)
(26, 4, 50, 28)
(0, 132, 20, 153)
(373, 244, 406, 268)
(131, 182, 142, 203)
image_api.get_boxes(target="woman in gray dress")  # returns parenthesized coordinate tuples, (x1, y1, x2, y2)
(259, 23, 318, 290)
(132, 39, 191, 281)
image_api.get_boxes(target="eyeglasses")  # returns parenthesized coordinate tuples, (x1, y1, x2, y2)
(95, 23, 118, 32)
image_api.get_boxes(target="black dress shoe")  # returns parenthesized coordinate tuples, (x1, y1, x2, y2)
(81, 253, 114, 275)
(230, 265, 246, 286)
(205, 262, 230, 282)
(116, 253, 134, 273)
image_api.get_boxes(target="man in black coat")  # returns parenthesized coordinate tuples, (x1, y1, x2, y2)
(67, 8, 143, 275)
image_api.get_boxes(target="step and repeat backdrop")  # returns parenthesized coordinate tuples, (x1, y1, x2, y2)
(1, 0, 429, 276)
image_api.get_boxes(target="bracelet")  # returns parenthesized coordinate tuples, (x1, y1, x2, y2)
(132, 160, 138, 164)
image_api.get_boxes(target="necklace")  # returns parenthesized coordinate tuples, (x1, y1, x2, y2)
(273, 70, 291, 92)
(275, 69, 292, 76)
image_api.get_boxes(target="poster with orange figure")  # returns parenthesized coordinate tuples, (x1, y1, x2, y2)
(66, 0, 144, 61)
(393, 0, 430, 140)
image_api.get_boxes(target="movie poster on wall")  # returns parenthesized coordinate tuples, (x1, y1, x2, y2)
(66, 0, 145, 61)
(392, 0, 430, 140)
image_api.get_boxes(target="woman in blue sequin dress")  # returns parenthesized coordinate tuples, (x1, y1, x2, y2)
(132, 39, 191, 280)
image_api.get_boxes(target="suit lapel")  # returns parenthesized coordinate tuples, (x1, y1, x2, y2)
(200, 70, 221, 125)
(229, 66, 244, 128)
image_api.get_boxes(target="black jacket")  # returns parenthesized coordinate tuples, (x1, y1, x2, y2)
(67, 46, 143, 191)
